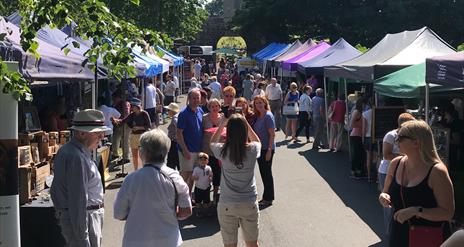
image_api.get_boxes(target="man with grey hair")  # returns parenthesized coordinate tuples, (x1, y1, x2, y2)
(114, 129, 192, 246)
(51, 109, 110, 247)
(177, 88, 203, 194)
(311, 88, 327, 149)
(265, 77, 283, 131)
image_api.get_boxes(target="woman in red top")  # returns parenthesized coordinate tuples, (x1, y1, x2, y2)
(329, 94, 346, 152)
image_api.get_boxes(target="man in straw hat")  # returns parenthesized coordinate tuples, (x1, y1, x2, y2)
(165, 102, 181, 171)
(51, 109, 111, 247)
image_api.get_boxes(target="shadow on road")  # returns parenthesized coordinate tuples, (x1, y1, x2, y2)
(298, 148, 386, 245)
(180, 214, 220, 241)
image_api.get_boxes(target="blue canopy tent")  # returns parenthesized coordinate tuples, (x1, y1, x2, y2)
(254, 43, 289, 62)
(251, 43, 276, 59)
(157, 46, 183, 67)
(296, 38, 362, 75)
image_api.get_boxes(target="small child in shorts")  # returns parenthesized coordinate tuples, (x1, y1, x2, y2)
(192, 152, 213, 217)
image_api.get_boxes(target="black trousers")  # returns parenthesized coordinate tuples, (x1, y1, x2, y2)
(258, 149, 275, 201)
(167, 140, 180, 170)
(350, 136, 364, 176)
(295, 111, 311, 140)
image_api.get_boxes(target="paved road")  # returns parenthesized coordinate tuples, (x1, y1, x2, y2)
(102, 95, 385, 247)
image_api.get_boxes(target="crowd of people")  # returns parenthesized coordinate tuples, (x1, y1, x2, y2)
(49, 63, 464, 246)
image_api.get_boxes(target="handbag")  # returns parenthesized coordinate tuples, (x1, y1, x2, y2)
(400, 162, 444, 247)
(282, 103, 299, 115)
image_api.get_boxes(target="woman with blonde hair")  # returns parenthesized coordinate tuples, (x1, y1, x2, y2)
(379, 120, 454, 247)
(283, 82, 300, 141)
(202, 98, 224, 202)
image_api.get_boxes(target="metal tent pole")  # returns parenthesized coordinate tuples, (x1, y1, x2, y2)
(324, 76, 330, 147)
(425, 82, 430, 124)
(345, 78, 351, 160)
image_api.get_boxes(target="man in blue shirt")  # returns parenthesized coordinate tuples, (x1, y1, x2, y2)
(177, 88, 204, 193)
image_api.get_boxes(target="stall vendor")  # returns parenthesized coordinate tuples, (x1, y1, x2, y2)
(51, 109, 110, 247)
(112, 98, 151, 170)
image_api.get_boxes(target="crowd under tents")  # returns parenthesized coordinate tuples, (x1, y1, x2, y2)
(282, 41, 331, 71)
(296, 38, 362, 75)
(324, 27, 456, 82)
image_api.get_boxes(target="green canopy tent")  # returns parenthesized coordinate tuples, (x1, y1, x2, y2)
(375, 62, 461, 98)
(374, 62, 463, 122)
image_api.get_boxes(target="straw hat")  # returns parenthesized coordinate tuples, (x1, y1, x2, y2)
(164, 103, 180, 113)
(347, 94, 358, 102)
(70, 109, 111, 132)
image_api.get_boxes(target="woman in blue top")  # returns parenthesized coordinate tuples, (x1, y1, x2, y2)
(252, 95, 276, 207)
(284, 82, 300, 142)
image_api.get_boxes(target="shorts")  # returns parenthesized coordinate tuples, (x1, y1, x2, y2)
(286, 115, 298, 119)
(217, 202, 259, 245)
(145, 108, 157, 123)
(194, 186, 211, 204)
(178, 151, 199, 172)
(129, 133, 142, 149)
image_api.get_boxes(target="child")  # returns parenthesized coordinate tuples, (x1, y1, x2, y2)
(192, 152, 213, 217)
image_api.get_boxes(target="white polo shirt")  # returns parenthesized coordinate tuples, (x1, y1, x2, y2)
(265, 84, 282, 101)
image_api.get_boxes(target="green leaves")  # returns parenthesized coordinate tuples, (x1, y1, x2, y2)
(130, 0, 139, 5)
(0, 60, 32, 101)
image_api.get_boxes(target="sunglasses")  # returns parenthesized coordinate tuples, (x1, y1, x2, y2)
(395, 134, 414, 143)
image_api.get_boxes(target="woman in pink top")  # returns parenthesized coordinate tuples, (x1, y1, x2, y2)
(349, 98, 365, 179)
(329, 94, 346, 152)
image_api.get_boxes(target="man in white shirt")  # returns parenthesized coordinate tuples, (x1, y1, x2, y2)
(208, 76, 222, 99)
(164, 74, 176, 106)
(114, 129, 192, 247)
(172, 73, 180, 102)
(265, 77, 283, 130)
(97, 97, 121, 136)
(194, 60, 202, 80)
(362, 105, 374, 181)
(144, 79, 158, 128)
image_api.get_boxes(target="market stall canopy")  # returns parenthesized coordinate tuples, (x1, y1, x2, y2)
(7, 11, 108, 78)
(296, 38, 362, 75)
(282, 42, 331, 71)
(260, 42, 293, 61)
(426, 52, 464, 88)
(375, 63, 461, 98)
(237, 57, 257, 68)
(264, 40, 302, 62)
(325, 27, 456, 82)
(272, 39, 317, 67)
(251, 43, 289, 61)
(0, 17, 94, 80)
(157, 45, 183, 67)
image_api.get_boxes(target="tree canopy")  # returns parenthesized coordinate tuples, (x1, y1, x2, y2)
(0, 0, 208, 100)
(205, 0, 223, 16)
(103, 0, 208, 42)
(232, 0, 464, 52)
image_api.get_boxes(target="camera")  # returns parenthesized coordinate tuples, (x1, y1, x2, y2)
(235, 107, 243, 114)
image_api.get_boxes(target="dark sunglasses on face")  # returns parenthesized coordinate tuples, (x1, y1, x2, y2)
(395, 134, 414, 143)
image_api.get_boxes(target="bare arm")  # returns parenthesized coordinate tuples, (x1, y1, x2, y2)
(283, 92, 290, 104)
(211, 118, 227, 143)
(379, 156, 402, 207)
(176, 128, 191, 159)
(246, 120, 261, 143)
(420, 163, 455, 221)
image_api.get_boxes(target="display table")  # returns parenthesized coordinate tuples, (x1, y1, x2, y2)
(20, 199, 66, 247)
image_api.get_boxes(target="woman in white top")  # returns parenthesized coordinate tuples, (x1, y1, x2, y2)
(210, 114, 261, 247)
(113, 129, 192, 247)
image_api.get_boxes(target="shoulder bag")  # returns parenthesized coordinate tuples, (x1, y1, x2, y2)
(400, 163, 444, 247)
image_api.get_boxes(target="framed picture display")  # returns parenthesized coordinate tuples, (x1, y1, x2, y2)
(22, 106, 42, 132)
